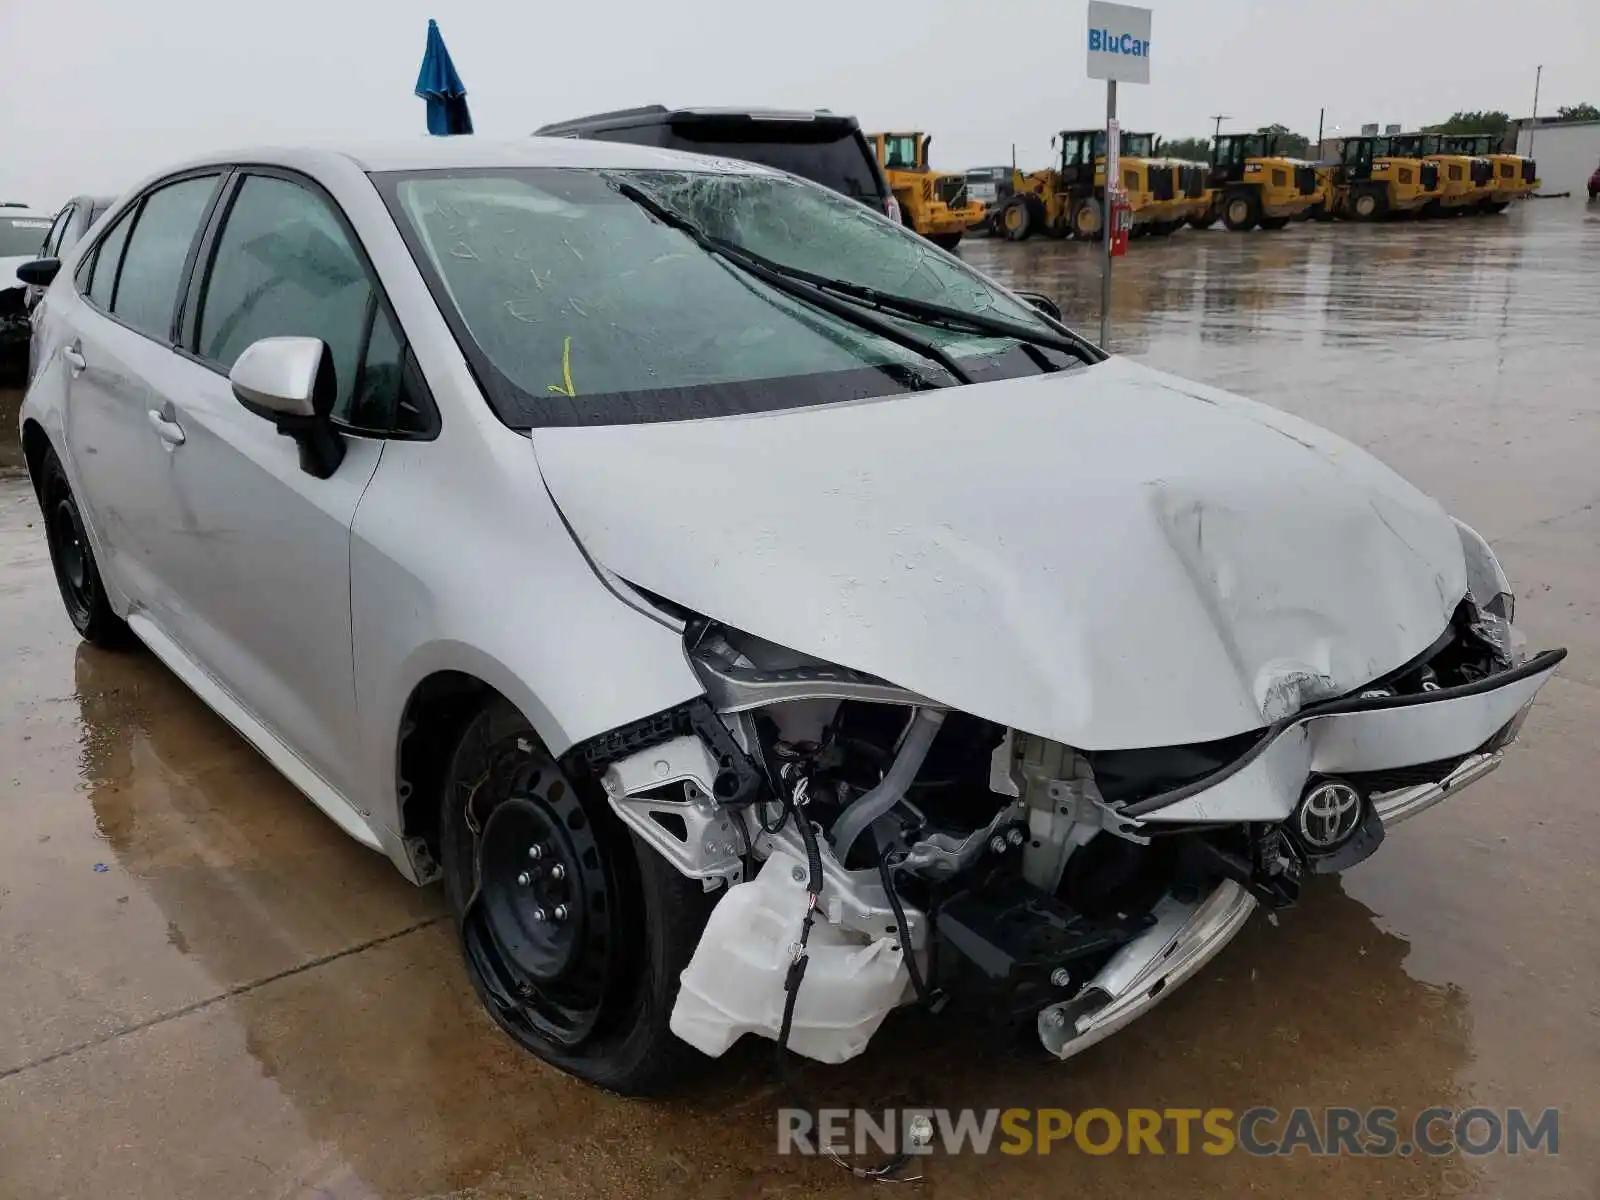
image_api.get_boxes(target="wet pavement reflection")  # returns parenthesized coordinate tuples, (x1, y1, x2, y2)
(3, 202, 1599, 1198)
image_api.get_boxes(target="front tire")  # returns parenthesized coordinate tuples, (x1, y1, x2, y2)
(1222, 189, 1260, 231)
(1000, 198, 1033, 241)
(1070, 195, 1104, 240)
(441, 699, 716, 1095)
(1349, 186, 1385, 221)
(38, 447, 129, 648)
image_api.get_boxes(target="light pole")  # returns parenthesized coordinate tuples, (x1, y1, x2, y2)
(1210, 113, 1231, 143)
(1527, 65, 1543, 160)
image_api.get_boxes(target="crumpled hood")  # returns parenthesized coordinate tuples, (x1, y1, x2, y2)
(531, 357, 1467, 750)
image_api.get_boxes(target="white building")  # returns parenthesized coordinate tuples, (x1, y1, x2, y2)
(1515, 119, 1600, 198)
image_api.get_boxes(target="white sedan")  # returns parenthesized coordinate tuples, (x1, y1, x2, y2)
(16, 137, 1562, 1095)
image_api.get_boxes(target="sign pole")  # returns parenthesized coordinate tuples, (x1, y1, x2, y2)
(1101, 79, 1116, 347)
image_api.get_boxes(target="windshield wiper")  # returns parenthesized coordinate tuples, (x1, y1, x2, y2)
(608, 178, 975, 385)
(702, 242, 1101, 370)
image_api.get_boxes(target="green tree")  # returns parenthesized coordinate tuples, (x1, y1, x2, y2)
(1257, 123, 1311, 157)
(1426, 111, 1511, 136)
(1555, 102, 1599, 122)
(1160, 136, 1211, 162)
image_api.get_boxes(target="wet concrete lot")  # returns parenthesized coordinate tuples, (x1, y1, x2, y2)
(3, 202, 1599, 1199)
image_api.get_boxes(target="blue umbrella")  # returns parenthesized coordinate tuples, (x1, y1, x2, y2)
(415, 19, 473, 136)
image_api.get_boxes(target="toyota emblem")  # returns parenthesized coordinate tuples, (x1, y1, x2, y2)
(1296, 780, 1363, 850)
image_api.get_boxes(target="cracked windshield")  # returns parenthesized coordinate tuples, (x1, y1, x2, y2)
(388, 168, 1059, 425)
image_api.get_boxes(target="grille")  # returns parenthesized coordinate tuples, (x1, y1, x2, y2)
(1181, 164, 1206, 198)
(1421, 161, 1439, 189)
(1500, 163, 1515, 178)
(1123, 168, 1141, 192)
(1448, 164, 1463, 182)
(1149, 166, 1174, 201)
(1349, 754, 1469, 796)
(1271, 168, 1287, 188)
(1399, 167, 1413, 184)
(1295, 165, 1316, 195)
(1522, 159, 1536, 182)
(1471, 160, 1492, 186)
(937, 176, 968, 208)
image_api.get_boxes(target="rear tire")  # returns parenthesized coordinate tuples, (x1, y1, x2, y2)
(441, 698, 717, 1096)
(38, 447, 129, 649)
(1222, 189, 1260, 231)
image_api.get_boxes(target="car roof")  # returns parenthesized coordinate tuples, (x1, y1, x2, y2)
(147, 137, 779, 180)
(0, 202, 52, 222)
(535, 106, 859, 137)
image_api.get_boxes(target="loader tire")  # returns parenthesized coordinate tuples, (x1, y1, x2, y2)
(1349, 186, 1386, 221)
(1222, 189, 1260, 231)
(1070, 196, 1104, 240)
(1258, 216, 1291, 231)
(1000, 198, 1033, 241)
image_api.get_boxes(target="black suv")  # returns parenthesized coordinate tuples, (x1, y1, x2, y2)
(534, 106, 900, 222)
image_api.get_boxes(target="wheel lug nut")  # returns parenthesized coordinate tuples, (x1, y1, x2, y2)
(988, 835, 1007, 855)
(552, 904, 569, 922)
(1050, 967, 1072, 988)
(528, 844, 544, 861)
(516, 871, 531, 886)
(1007, 828, 1025, 847)
(549, 864, 566, 881)
(530, 906, 546, 922)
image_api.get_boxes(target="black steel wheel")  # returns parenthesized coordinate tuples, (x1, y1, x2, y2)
(441, 699, 717, 1095)
(37, 446, 128, 647)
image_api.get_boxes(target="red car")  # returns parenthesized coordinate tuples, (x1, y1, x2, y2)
(1588, 161, 1600, 200)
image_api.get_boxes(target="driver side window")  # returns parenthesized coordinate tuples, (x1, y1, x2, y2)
(194, 173, 420, 434)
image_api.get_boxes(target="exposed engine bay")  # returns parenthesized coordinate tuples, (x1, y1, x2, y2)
(562, 592, 1562, 1067)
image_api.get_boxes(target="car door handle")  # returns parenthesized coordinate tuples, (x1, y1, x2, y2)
(147, 408, 186, 446)
(63, 344, 86, 373)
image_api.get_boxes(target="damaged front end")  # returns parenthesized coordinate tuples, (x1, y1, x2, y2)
(538, 574, 1561, 1069)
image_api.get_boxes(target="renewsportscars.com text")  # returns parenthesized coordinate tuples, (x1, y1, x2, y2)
(778, 1106, 1560, 1158)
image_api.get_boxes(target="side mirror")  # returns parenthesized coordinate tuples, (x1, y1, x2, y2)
(1013, 290, 1062, 322)
(229, 336, 346, 479)
(15, 258, 61, 288)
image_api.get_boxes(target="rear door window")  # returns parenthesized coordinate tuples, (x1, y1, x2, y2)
(111, 175, 221, 340)
(86, 210, 135, 308)
(42, 207, 73, 257)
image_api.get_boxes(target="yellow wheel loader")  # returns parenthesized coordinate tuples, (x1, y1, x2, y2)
(1400, 134, 1492, 217)
(1188, 133, 1320, 232)
(995, 130, 1206, 242)
(1444, 134, 1537, 212)
(865, 132, 986, 250)
(1330, 136, 1438, 219)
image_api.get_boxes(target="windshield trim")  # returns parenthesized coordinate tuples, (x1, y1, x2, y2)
(373, 166, 1081, 430)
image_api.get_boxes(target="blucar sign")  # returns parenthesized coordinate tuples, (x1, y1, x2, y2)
(1086, 1, 1152, 84)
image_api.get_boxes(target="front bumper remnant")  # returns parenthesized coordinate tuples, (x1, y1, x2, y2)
(1036, 879, 1257, 1061)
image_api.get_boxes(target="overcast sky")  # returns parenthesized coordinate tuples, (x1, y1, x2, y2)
(2, 0, 1594, 208)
